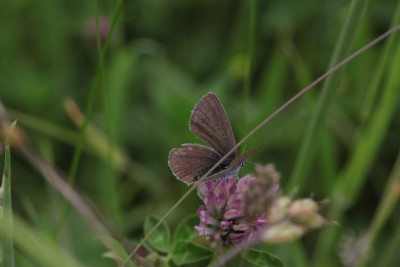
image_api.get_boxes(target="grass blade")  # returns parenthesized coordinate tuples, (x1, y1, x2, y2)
(360, 1, 400, 121)
(312, 21, 400, 265)
(58, 0, 125, 233)
(3, 214, 85, 267)
(380, 216, 400, 267)
(287, 0, 370, 193)
(0, 120, 16, 267)
(356, 149, 400, 267)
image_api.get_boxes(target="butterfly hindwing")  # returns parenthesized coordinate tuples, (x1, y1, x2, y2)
(168, 144, 220, 185)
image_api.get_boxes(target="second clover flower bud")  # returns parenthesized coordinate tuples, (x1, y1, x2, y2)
(262, 221, 305, 243)
(267, 196, 291, 222)
(289, 199, 325, 228)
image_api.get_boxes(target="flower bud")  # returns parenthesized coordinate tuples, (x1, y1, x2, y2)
(267, 196, 291, 222)
(290, 199, 318, 214)
(262, 221, 305, 243)
(289, 199, 325, 228)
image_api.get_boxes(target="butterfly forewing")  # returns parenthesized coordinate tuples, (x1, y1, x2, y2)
(168, 144, 220, 185)
(190, 93, 237, 157)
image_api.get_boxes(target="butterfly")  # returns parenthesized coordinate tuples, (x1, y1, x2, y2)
(168, 92, 261, 185)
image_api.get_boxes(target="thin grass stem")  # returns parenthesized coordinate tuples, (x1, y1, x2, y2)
(57, 0, 124, 234)
(0, 120, 16, 267)
(360, 1, 400, 121)
(356, 149, 400, 267)
(380, 216, 400, 267)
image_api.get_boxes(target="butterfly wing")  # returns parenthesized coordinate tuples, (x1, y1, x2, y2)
(168, 144, 220, 185)
(190, 93, 237, 157)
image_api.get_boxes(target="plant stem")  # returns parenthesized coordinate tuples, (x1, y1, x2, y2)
(356, 150, 400, 267)
(287, 0, 370, 194)
(0, 120, 16, 267)
(313, 21, 400, 266)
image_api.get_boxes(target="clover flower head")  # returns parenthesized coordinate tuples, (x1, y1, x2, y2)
(194, 175, 273, 247)
(194, 164, 327, 248)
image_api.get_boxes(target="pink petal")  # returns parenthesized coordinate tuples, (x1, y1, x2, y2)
(224, 209, 244, 219)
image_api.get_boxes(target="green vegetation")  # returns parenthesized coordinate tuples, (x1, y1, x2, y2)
(1, 0, 399, 266)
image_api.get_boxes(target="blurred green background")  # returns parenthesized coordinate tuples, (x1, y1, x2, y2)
(1, 0, 400, 266)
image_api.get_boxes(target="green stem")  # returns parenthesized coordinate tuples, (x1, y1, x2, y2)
(94, 0, 122, 230)
(380, 216, 400, 267)
(68, 0, 123, 185)
(57, 0, 124, 233)
(356, 150, 400, 267)
(360, 1, 400, 121)
(287, 0, 370, 194)
(0, 120, 16, 267)
(312, 21, 400, 266)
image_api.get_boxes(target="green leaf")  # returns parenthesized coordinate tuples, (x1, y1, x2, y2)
(171, 240, 212, 265)
(244, 248, 284, 267)
(173, 214, 199, 246)
(144, 215, 171, 253)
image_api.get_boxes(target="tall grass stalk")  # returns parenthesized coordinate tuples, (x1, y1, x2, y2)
(287, 0, 370, 193)
(67, 0, 123, 184)
(0, 121, 16, 267)
(58, 0, 124, 233)
(93, 0, 123, 230)
(360, 1, 400, 121)
(380, 215, 400, 267)
(313, 23, 400, 265)
(356, 150, 400, 267)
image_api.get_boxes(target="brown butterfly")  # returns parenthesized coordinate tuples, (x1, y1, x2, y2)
(168, 92, 261, 185)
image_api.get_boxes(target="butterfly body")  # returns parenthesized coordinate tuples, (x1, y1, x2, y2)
(193, 155, 237, 181)
(168, 93, 260, 185)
